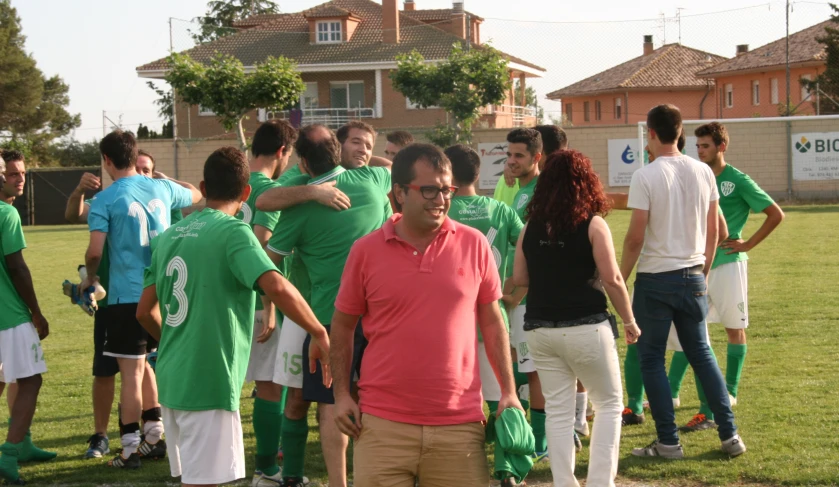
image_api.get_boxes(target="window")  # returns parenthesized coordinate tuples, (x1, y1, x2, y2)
(615, 97, 622, 120)
(595, 100, 602, 121)
(771, 78, 779, 104)
(198, 105, 215, 116)
(801, 74, 812, 102)
(301, 82, 318, 110)
(316, 21, 342, 43)
(725, 84, 733, 108)
(583, 101, 590, 122)
(752, 80, 760, 106)
(330, 81, 364, 109)
(565, 103, 572, 122)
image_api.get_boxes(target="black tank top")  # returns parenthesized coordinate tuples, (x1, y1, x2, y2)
(522, 217, 608, 321)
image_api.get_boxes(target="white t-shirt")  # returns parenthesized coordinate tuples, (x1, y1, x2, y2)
(627, 154, 719, 273)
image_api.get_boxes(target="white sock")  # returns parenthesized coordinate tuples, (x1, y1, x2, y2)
(143, 420, 164, 444)
(121, 431, 141, 456)
(575, 392, 588, 428)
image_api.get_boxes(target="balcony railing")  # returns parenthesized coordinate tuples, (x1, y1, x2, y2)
(485, 105, 538, 127)
(258, 107, 375, 129)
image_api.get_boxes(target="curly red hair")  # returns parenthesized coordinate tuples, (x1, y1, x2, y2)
(525, 150, 610, 239)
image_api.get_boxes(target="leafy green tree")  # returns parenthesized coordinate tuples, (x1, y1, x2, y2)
(165, 52, 305, 148)
(805, 4, 839, 114)
(192, 0, 280, 44)
(391, 43, 512, 144)
(50, 139, 101, 168)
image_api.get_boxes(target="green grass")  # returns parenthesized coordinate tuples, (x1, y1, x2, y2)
(5, 205, 839, 486)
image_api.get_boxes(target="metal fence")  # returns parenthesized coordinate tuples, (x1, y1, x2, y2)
(14, 168, 101, 226)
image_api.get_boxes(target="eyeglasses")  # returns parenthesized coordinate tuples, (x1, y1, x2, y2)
(401, 184, 458, 200)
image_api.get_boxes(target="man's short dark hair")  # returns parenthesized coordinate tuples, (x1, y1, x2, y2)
(444, 144, 480, 185)
(386, 131, 414, 147)
(252, 120, 298, 157)
(695, 122, 729, 147)
(203, 147, 249, 202)
(294, 125, 341, 176)
(506, 128, 543, 156)
(0, 150, 24, 165)
(392, 143, 451, 187)
(677, 130, 686, 152)
(533, 125, 567, 155)
(100, 130, 138, 170)
(137, 149, 155, 171)
(647, 104, 682, 144)
(336, 121, 376, 144)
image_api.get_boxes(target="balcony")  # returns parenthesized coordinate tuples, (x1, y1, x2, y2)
(258, 107, 375, 129)
(479, 105, 538, 128)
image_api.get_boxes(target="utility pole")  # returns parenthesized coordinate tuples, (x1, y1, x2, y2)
(785, 0, 791, 116)
(170, 17, 180, 178)
(676, 8, 684, 45)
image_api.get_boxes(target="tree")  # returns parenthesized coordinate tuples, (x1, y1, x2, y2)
(51, 139, 101, 168)
(145, 82, 175, 138)
(165, 52, 305, 148)
(391, 43, 512, 144)
(514, 80, 544, 124)
(0, 0, 80, 165)
(806, 4, 839, 114)
(192, 0, 280, 44)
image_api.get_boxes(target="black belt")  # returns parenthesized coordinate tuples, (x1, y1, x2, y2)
(524, 312, 611, 331)
(639, 264, 704, 277)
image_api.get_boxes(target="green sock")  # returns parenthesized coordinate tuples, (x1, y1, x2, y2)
(486, 401, 499, 417)
(8, 417, 57, 463)
(668, 351, 690, 399)
(695, 345, 718, 421)
(253, 398, 282, 476)
(281, 416, 309, 479)
(278, 387, 288, 448)
(531, 409, 547, 452)
(625, 344, 645, 414)
(0, 442, 21, 482)
(726, 343, 747, 397)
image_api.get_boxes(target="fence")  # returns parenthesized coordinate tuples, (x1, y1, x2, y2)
(15, 168, 101, 226)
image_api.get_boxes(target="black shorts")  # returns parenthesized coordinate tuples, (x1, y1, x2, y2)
(302, 321, 366, 404)
(92, 308, 119, 377)
(100, 303, 149, 359)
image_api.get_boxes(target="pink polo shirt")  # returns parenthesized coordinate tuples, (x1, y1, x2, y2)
(335, 214, 502, 426)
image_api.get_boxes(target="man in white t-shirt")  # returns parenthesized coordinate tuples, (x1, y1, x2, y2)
(619, 104, 745, 459)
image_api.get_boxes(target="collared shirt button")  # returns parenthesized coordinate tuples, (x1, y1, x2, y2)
(413, 251, 418, 256)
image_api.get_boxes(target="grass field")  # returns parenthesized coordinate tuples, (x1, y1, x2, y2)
(4, 204, 839, 486)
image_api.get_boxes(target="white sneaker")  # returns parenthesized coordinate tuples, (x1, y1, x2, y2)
(721, 434, 746, 457)
(673, 397, 681, 408)
(631, 439, 684, 459)
(729, 394, 738, 407)
(574, 421, 590, 437)
(253, 470, 282, 487)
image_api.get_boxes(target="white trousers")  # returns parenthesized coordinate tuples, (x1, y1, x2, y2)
(526, 321, 623, 487)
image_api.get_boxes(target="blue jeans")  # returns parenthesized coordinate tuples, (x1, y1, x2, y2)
(633, 269, 736, 445)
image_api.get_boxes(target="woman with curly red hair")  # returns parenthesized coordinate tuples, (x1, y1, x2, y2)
(513, 150, 640, 487)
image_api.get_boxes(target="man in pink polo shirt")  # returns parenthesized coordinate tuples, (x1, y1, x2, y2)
(330, 143, 522, 487)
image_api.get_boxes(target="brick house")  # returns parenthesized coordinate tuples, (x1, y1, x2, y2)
(136, 0, 544, 139)
(546, 36, 727, 126)
(696, 20, 829, 119)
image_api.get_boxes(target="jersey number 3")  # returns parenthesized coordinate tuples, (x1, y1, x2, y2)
(165, 256, 189, 327)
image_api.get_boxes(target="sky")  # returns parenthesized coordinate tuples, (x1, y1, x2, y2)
(13, 0, 835, 138)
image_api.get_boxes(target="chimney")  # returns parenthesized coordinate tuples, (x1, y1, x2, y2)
(383, 0, 400, 44)
(404, 0, 415, 11)
(451, 1, 466, 40)
(643, 35, 654, 56)
(736, 44, 749, 56)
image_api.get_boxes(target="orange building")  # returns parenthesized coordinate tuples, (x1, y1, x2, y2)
(546, 36, 727, 126)
(696, 21, 828, 119)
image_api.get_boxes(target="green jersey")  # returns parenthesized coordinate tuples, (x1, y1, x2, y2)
(170, 209, 184, 224)
(713, 164, 775, 269)
(493, 177, 520, 207)
(0, 202, 31, 331)
(235, 172, 282, 311)
(278, 164, 303, 186)
(512, 176, 538, 306)
(267, 165, 391, 324)
(449, 195, 524, 338)
(144, 209, 277, 411)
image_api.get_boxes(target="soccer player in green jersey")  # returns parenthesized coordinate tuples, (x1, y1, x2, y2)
(233, 120, 300, 487)
(263, 125, 391, 487)
(0, 155, 54, 484)
(505, 128, 550, 458)
(136, 146, 329, 487)
(445, 144, 523, 423)
(668, 122, 784, 432)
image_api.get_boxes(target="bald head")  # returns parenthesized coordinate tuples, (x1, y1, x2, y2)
(294, 124, 342, 177)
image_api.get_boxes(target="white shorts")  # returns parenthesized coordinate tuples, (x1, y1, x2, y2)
(0, 323, 47, 383)
(708, 260, 749, 330)
(509, 305, 535, 374)
(478, 342, 502, 402)
(273, 316, 307, 388)
(162, 407, 245, 485)
(246, 311, 281, 382)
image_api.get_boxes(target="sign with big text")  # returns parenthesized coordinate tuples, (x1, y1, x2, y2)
(478, 142, 509, 189)
(791, 132, 839, 180)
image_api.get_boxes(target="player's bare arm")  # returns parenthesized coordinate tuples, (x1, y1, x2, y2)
(703, 200, 720, 276)
(65, 172, 100, 223)
(721, 203, 784, 254)
(6, 250, 48, 340)
(153, 171, 203, 204)
(256, 182, 351, 212)
(477, 301, 523, 416)
(608, 192, 629, 210)
(368, 156, 393, 170)
(82, 231, 107, 292)
(718, 212, 729, 245)
(136, 285, 163, 341)
(329, 309, 362, 439)
(620, 209, 648, 282)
